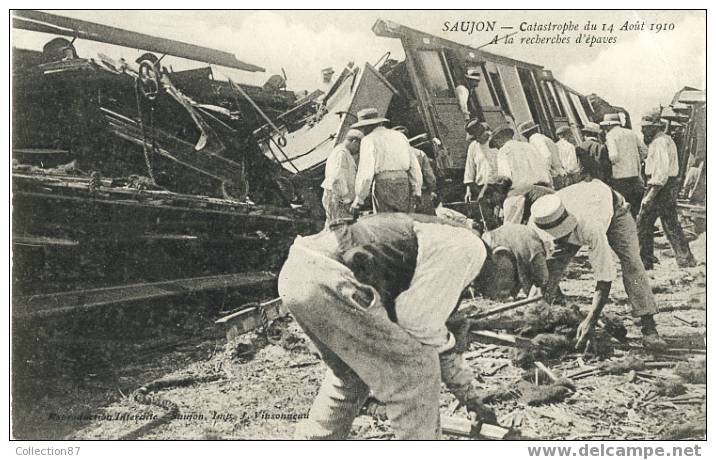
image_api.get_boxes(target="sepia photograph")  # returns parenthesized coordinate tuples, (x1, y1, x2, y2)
(8, 7, 707, 445)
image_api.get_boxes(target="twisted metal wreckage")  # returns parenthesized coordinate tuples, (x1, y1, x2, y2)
(12, 12, 705, 332)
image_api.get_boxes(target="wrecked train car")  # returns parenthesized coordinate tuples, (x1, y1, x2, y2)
(12, 11, 317, 314)
(261, 18, 628, 210)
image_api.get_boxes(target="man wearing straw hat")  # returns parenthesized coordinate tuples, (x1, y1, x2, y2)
(350, 108, 422, 214)
(601, 113, 647, 218)
(278, 212, 547, 439)
(637, 114, 697, 269)
(321, 129, 364, 227)
(529, 165, 667, 351)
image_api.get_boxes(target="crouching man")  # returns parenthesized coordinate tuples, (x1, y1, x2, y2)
(529, 157, 667, 351)
(278, 213, 545, 439)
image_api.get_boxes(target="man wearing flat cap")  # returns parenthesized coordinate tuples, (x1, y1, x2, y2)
(350, 108, 422, 214)
(321, 129, 363, 227)
(637, 116, 696, 269)
(529, 166, 667, 351)
(463, 119, 501, 229)
(555, 126, 580, 187)
(519, 121, 566, 189)
(278, 212, 548, 439)
(601, 113, 648, 218)
(490, 125, 552, 224)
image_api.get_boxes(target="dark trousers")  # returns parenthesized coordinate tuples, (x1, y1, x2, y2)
(371, 173, 412, 214)
(636, 177, 695, 268)
(414, 191, 436, 216)
(609, 176, 644, 219)
(467, 183, 502, 231)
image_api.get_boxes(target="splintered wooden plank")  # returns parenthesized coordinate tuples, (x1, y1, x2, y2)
(13, 272, 276, 318)
(215, 298, 287, 340)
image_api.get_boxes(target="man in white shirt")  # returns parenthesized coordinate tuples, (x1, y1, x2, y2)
(321, 129, 363, 227)
(490, 126, 552, 224)
(279, 213, 545, 439)
(637, 118, 696, 269)
(601, 113, 648, 218)
(518, 121, 566, 188)
(529, 161, 667, 351)
(555, 126, 581, 187)
(463, 119, 500, 229)
(350, 108, 422, 214)
(454, 68, 482, 122)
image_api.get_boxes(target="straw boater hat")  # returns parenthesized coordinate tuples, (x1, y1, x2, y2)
(555, 126, 571, 136)
(640, 108, 664, 128)
(640, 118, 664, 128)
(582, 122, 601, 135)
(530, 195, 578, 240)
(351, 108, 389, 129)
(517, 120, 539, 136)
(599, 113, 621, 127)
(488, 125, 515, 148)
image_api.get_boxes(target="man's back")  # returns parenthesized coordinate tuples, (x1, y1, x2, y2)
(557, 179, 614, 233)
(498, 140, 551, 188)
(556, 139, 579, 174)
(362, 126, 411, 172)
(322, 144, 356, 195)
(529, 133, 564, 176)
(606, 126, 646, 179)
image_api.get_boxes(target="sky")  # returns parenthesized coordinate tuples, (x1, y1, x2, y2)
(12, 10, 705, 124)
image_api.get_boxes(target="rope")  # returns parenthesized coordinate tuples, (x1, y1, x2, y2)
(118, 373, 223, 440)
(134, 80, 158, 185)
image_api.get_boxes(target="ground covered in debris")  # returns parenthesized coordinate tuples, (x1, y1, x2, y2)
(13, 233, 706, 440)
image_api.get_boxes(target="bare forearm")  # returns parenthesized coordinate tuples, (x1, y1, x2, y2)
(588, 281, 612, 321)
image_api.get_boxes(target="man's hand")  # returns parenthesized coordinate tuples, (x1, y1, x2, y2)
(641, 185, 661, 211)
(575, 313, 598, 350)
(464, 186, 472, 202)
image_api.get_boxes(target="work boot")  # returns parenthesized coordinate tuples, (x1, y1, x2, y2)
(639, 314, 668, 351)
(676, 255, 698, 268)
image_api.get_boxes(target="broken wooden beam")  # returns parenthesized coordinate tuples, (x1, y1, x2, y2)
(471, 330, 534, 348)
(471, 295, 543, 320)
(441, 416, 515, 440)
(14, 272, 276, 318)
(216, 297, 287, 341)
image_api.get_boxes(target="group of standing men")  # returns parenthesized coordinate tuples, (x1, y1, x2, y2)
(463, 111, 696, 271)
(320, 107, 437, 226)
(282, 101, 698, 439)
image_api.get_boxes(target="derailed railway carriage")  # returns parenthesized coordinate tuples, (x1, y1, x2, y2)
(261, 18, 627, 208)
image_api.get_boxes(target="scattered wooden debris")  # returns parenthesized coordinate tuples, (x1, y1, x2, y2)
(673, 359, 706, 384)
